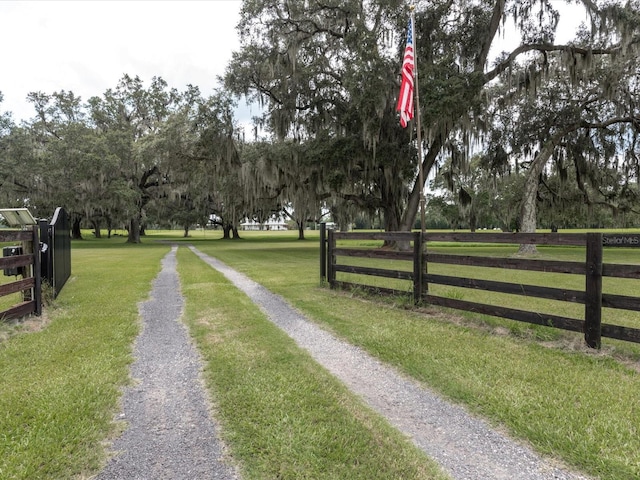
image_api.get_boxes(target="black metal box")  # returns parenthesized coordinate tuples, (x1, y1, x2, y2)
(3, 245, 23, 276)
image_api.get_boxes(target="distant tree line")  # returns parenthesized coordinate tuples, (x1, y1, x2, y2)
(0, 1, 638, 244)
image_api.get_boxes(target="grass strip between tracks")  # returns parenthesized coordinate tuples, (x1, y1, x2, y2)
(177, 246, 448, 480)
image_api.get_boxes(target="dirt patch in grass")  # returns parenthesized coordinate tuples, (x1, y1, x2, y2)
(0, 310, 53, 344)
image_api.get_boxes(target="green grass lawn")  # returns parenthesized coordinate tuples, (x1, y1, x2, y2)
(0, 228, 638, 479)
(0, 239, 168, 479)
(186, 229, 640, 480)
(177, 246, 447, 479)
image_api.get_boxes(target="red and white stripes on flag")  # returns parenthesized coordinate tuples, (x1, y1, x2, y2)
(396, 18, 414, 128)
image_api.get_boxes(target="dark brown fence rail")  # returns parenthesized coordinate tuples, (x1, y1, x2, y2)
(0, 226, 42, 320)
(321, 225, 640, 349)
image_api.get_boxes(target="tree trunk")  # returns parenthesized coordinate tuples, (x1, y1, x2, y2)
(383, 201, 411, 250)
(92, 220, 102, 238)
(222, 224, 232, 239)
(400, 136, 444, 232)
(127, 216, 141, 243)
(71, 216, 83, 240)
(518, 142, 555, 254)
(232, 226, 241, 239)
(183, 224, 190, 237)
(297, 221, 305, 240)
(469, 205, 477, 232)
(384, 203, 402, 232)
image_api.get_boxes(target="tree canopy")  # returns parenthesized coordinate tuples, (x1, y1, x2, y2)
(1, 1, 639, 239)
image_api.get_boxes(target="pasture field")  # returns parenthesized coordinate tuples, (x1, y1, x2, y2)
(178, 228, 640, 480)
(0, 228, 638, 479)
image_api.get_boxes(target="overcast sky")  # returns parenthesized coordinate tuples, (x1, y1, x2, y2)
(1, 1, 588, 125)
(0, 0, 243, 123)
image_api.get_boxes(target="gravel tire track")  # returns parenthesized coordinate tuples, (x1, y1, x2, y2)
(189, 245, 592, 480)
(96, 246, 239, 480)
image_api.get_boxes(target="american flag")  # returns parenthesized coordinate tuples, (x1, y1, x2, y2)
(396, 18, 414, 128)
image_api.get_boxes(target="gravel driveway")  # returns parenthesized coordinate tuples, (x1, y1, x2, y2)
(96, 247, 238, 480)
(96, 245, 593, 480)
(189, 246, 593, 480)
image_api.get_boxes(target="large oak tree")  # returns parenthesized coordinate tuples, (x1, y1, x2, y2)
(225, 0, 639, 233)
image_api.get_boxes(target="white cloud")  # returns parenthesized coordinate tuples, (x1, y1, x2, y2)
(0, 0, 242, 122)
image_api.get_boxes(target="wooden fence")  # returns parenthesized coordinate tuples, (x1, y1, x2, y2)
(321, 226, 640, 349)
(0, 226, 42, 320)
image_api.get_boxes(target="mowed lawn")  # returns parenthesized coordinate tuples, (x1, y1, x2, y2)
(182, 228, 640, 480)
(0, 240, 168, 479)
(0, 229, 638, 479)
(0, 234, 447, 480)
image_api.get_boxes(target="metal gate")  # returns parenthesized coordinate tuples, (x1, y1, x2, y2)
(39, 207, 71, 298)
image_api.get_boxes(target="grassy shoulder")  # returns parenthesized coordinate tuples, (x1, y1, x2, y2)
(176, 246, 449, 480)
(0, 238, 168, 479)
(190, 230, 640, 480)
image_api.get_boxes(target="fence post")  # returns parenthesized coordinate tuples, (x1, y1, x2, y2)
(327, 228, 335, 288)
(413, 231, 423, 304)
(319, 222, 327, 283)
(584, 232, 603, 349)
(422, 233, 428, 298)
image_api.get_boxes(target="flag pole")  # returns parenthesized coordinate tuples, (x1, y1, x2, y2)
(411, 5, 426, 235)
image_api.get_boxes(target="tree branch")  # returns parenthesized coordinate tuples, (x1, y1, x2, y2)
(477, 0, 506, 70)
(580, 116, 640, 130)
(485, 42, 629, 83)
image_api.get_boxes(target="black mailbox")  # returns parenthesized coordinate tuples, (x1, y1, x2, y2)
(3, 246, 23, 276)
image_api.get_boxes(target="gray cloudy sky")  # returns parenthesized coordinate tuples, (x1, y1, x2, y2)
(0, 0, 243, 122)
(1, 1, 587, 125)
